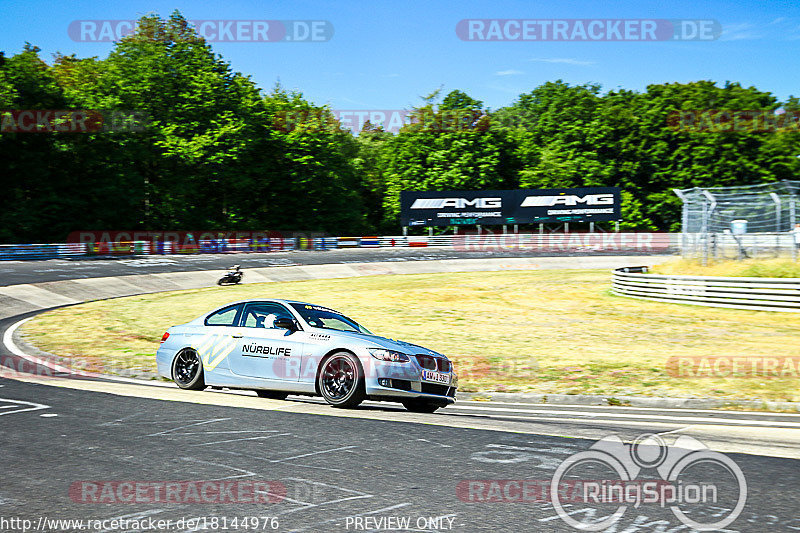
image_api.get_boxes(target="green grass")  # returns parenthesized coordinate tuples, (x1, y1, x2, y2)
(19, 270, 800, 402)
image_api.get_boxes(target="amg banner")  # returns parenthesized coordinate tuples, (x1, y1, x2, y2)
(400, 187, 621, 227)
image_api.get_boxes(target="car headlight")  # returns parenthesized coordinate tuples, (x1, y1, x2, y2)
(368, 348, 409, 362)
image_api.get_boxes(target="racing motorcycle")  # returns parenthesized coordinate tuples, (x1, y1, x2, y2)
(217, 265, 243, 286)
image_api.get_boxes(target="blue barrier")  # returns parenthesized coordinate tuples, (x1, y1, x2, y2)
(0, 243, 85, 261)
(359, 236, 380, 248)
(314, 237, 337, 250)
(0, 244, 61, 260)
(199, 239, 228, 253)
(250, 238, 271, 252)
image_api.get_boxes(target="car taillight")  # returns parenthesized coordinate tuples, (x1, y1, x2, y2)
(160, 332, 170, 343)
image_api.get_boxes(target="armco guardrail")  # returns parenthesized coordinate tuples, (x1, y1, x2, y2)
(0, 238, 298, 260)
(0, 243, 86, 260)
(0, 232, 679, 261)
(612, 268, 800, 312)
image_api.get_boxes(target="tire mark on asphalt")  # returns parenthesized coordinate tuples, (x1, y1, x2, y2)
(145, 418, 231, 436)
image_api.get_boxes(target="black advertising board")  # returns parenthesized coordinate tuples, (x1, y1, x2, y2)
(514, 186, 621, 224)
(400, 187, 621, 227)
(401, 190, 509, 227)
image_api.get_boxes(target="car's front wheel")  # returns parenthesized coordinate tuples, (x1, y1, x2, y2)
(172, 348, 206, 390)
(256, 390, 289, 400)
(318, 351, 365, 408)
(402, 399, 441, 413)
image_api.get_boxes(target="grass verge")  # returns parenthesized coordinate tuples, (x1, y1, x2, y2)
(19, 269, 800, 402)
(651, 257, 800, 278)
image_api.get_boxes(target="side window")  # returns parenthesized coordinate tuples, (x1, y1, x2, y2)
(205, 304, 242, 326)
(242, 303, 294, 329)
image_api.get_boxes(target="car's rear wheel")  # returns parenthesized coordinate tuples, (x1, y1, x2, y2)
(402, 399, 441, 413)
(172, 349, 206, 390)
(256, 390, 289, 400)
(318, 351, 365, 408)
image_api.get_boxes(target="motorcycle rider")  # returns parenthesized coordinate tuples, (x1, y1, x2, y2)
(218, 264, 243, 285)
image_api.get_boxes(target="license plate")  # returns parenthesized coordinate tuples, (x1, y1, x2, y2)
(422, 370, 450, 384)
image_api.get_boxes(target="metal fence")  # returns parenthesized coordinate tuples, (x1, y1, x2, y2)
(612, 267, 800, 312)
(674, 181, 800, 263)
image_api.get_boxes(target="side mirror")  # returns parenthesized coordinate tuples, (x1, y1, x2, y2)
(274, 318, 298, 332)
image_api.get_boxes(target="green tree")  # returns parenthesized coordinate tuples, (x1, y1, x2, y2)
(381, 90, 518, 226)
(353, 122, 394, 232)
(0, 44, 72, 242)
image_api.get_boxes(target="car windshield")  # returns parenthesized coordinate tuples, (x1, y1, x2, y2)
(290, 303, 371, 334)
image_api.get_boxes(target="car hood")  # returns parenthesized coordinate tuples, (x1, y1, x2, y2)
(320, 329, 444, 358)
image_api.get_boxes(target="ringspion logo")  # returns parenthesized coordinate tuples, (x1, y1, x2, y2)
(68, 20, 334, 42)
(550, 434, 746, 531)
(456, 19, 721, 41)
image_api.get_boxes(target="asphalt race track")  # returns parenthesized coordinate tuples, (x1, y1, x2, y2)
(0, 377, 799, 532)
(0, 250, 799, 532)
(0, 247, 668, 286)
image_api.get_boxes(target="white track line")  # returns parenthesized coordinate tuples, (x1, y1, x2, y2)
(0, 397, 50, 416)
(2, 315, 173, 387)
(3, 317, 76, 374)
(457, 400, 800, 417)
(443, 404, 800, 427)
(270, 445, 358, 463)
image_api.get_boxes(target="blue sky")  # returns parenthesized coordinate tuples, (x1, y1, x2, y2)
(2, 0, 799, 111)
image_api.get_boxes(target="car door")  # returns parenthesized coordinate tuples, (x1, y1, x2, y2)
(193, 303, 244, 373)
(228, 302, 305, 381)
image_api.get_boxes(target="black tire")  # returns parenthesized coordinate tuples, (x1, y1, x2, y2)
(402, 399, 441, 413)
(256, 390, 289, 400)
(318, 351, 366, 408)
(172, 349, 206, 390)
(217, 279, 225, 286)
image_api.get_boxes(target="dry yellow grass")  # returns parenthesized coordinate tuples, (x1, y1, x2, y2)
(651, 257, 800, 278)
(20, 270, 800, 402)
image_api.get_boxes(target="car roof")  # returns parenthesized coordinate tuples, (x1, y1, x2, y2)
(215, 298, 311, 309)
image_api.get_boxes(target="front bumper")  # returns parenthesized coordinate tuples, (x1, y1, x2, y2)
(366, 381, 457, 405)
(362, 355, 457, 405)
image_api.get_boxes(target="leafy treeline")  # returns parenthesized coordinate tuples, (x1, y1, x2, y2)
(1, 11, 798, 243)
